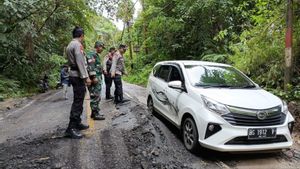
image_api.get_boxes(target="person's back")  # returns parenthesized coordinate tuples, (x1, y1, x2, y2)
(65, 26, 90, 139)
(103, 47, 115, 100)
(66, 39, 87, 78)
(61, 66, 69, 99)
(106, 54, 113, 73)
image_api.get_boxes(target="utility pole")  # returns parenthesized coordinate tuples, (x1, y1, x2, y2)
(284, 0, 293, 90)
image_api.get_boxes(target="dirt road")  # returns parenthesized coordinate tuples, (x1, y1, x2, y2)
(0, 83, 300, 169)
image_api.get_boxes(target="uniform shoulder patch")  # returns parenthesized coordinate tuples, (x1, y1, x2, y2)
(80, 45, 84, 54)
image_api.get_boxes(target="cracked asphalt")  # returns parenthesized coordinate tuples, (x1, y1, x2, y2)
(0, 82, 300, 169)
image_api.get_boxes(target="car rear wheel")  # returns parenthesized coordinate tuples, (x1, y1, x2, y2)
(182, 117, 200, 153)
(147, 96, 154, 114)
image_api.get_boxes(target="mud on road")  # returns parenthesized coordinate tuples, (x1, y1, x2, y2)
(0, 89, 204, 169)
(0, 97, 209, 169)
(0, 83, 300, 169)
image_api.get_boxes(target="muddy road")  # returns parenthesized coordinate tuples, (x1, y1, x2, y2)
(0, 83, 300, 169)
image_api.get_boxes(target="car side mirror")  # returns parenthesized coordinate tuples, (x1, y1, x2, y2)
(168, 81, 184, 90)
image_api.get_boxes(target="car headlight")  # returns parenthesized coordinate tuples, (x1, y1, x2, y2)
(202, 96, 230, 115)
(282, 100, 289, 114)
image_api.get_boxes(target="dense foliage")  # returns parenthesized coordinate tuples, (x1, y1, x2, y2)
(124, 0, 300, 101)
(0, 0, 117, 98)
(1, 0, 299, 102)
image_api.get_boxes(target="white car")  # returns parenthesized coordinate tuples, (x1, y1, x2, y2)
(146, 61, 294, 152)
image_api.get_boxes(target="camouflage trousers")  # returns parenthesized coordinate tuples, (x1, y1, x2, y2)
(88, 76, 102, 114)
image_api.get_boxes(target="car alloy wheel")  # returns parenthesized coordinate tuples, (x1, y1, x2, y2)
(147, 97, 154, 113)
(183, 117, 199, 152)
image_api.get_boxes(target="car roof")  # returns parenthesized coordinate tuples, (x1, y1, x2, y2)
(156, 60, 231, 67)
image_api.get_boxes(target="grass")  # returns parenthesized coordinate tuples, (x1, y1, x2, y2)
(0, 75, 38, 101)
(123, 66, 152, 87)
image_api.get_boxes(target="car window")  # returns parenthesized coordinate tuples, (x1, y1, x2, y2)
(153, 65, 161, 77)
(184, 65, 255, 88)
(157, 65, 171, 82)
(169, 66, 182, 82)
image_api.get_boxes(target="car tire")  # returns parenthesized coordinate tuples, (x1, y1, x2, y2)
(147, 96, 155, 114)
(182, 117, 200, 153)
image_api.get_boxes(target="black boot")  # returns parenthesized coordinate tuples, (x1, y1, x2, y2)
(65, 128, 83, 139)
(118, 95, 130, 104)
(93, 114, 105, 120)
(106, 95, 114, 100)
(76, 123, 89, 130)
(114, 96, 121, 104)
(120, 99, 130, 104)
(91, 110, 105, 120)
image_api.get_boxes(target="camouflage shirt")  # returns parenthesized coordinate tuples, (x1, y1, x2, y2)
(86, 51, 102, 77)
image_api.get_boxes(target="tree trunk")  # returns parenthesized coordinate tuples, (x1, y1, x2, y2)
(141, 0, 149, 55)
(24, 32, 34, 62)
(120, 22, 126, 41)
(284, 0, 293, 90)
(127, 21, 134, 69)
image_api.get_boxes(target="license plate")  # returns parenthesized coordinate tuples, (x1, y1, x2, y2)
(248, 128, 277, 140)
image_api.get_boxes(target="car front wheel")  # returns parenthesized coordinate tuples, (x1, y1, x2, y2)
(147, 96, 154, 114)
(182, 117, 200, 153)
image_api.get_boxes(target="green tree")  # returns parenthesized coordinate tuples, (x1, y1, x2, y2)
(116, 0, 134, 69)
(0, 0, 117, 98)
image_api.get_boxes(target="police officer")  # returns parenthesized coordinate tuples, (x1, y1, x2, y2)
(111, 44, 129, 104)
(86, 41, 105, 120)
(65, 26, 90, 139)
(103, 47, 116, 100)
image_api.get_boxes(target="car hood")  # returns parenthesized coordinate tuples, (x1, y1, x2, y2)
(193, 88, 282, 110)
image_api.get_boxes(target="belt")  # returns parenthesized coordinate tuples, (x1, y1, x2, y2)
(70, 66, 79, 71)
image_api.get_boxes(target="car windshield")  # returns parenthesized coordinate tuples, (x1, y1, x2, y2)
(185, 65, 256, 88)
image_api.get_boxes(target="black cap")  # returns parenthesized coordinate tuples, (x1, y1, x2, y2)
(119, 44, 128, 49)
(95, 41, 105, 49)
(72, 26, 84, 38)
(109, 47, 116, 52)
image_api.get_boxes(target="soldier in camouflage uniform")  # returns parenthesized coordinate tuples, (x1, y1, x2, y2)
(86, 41, 105, 120)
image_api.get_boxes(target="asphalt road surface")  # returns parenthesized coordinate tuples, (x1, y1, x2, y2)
(0, 82, 300, 169)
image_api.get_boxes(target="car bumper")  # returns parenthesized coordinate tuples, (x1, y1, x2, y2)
(199, 131, 292, 152)
(197, 115, 293, 152)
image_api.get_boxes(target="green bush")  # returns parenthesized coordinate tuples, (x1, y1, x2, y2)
(124, 65, 152, 87)
(0, 75, 24, 99)
(47, 54, 67, 88)
(266, 85, 300, 102)
(201, 54, 229, 63)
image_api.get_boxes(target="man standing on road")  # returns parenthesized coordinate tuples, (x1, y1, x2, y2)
(103, 47, 116, 100)
(65, 26, 90, 139)
(60, 65, 69, 100)
(86, 41, 105, 120)
(111, 44, 130, 105)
